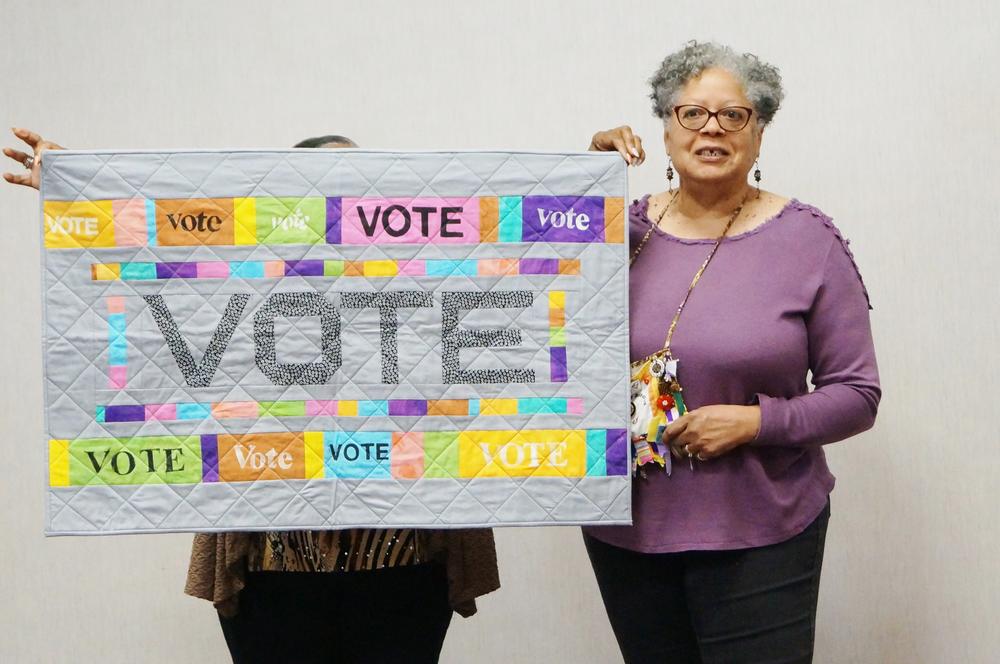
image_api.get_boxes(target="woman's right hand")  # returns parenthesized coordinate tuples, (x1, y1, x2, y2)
(588, 125, 645, 166)
(3, 128, 65, 190)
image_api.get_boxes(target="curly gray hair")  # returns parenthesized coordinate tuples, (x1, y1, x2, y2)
(650, 41, 784, 127)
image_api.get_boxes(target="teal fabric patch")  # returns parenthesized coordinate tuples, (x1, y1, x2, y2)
(586, 428, 607, 476)
(498, 196, 523, 242)
(358, 400, 389, 417)
(177, 403, 211, 420)
(121, 262, 157, 280)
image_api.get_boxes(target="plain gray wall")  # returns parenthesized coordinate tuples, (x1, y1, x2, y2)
(1, 1, 997, 662)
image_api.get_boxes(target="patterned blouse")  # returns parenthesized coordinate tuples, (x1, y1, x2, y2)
(247, 528, 420, 572)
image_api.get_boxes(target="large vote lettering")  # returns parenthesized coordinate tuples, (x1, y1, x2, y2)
(141, 290, 537, 388)
(40, 150, 630, 534)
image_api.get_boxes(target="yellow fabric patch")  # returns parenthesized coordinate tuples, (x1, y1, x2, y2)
(480, 399, 518, 416)
(304, 431, 325, 479)
(49, 439, 70, 487)
(458, 430, 586, 478)
(44, 200, 115, 248)
(91, 263, 120, 281)
(363, 260, 398, 277)
(234, 197, 257, 245)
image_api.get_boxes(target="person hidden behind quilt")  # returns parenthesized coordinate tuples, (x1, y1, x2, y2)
(4, 128, 500, 664)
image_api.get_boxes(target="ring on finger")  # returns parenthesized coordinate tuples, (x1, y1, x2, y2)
(24, 155, 34, 170)
(684, 444, 692, 457)
(696, 453, 707, 461)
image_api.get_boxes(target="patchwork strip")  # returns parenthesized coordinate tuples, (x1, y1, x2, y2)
(48, 428, 628, 485)
(106, 297, 128, 389)
(90, 257, 582, 281)
(46, 196, 626, 248)
(95, 397, 588, 422)
(549, 290, 568, 382)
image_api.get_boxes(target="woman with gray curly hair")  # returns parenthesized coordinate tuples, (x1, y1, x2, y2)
(586, 41, 880, 663)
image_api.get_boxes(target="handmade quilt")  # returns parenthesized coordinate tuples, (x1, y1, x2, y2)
(40, 150, 630, 534)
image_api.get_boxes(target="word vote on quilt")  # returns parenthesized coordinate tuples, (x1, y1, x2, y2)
(40, 150, 630, 534)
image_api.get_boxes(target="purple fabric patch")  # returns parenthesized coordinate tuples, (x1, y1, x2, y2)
(156, 262, 197, 279)
(605, 429, 628, 476)
(285, 260, 324, 277)
(522, 196, 605, 243)
(550, 347, 568, 382)
(388, 399, 428, 416)
(326, 197, 342, 244)
(103, 405, 146, 422)
(519, 258, 560, 274)
(201, 434, 219, 482)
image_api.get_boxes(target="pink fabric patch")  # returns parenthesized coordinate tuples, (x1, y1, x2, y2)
(264, 261, 285, 277)
(145, 403, 176, 420)
(305, 400, 338, 416)
(396, 260, 426, 276)
(106, 296, 126, 314)
(567, 398, 585, 415)
(108, 366, 127, 389)
(112, 198, 148, 246)
(341, 198, 480, 244)
(196, 262, 229, 278)
(391, 432, 424, 479)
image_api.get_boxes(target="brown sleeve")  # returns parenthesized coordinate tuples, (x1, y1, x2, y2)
(423, 528, 500, 618)
(183, 533, 253, 617)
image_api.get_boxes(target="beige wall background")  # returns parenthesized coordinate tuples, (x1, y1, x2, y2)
(1, 1, 996, 662)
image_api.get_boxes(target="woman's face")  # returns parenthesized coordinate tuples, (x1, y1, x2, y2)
(663, 67, 762, 189)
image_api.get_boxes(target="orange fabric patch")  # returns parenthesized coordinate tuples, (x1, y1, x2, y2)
(155, 198, 235, 246)
(427, 399, 469, 416)
(479, 197, 499, 242)
(478, 259, 518, 276)
(264, 261, 285, 277)
(604, 197, 625, 243)
(558, 258, 580, 274)
(391, 432, 424, 479)
(217, 432, 305, 481)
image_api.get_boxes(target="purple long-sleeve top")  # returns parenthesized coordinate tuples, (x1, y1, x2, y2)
(584, 196, 880, 553)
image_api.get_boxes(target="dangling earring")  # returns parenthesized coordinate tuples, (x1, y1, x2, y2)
(753, 160, 762, 198)
(666, 158, 675, 192)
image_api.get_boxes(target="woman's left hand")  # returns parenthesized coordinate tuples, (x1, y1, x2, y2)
(662, 405, 762, 461)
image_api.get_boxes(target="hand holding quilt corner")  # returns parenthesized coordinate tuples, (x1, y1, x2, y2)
(2, 127, 64, 190)
(589, 125, 646, 166)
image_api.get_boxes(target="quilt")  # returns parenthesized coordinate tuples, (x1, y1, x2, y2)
(39, 150, 630, 534)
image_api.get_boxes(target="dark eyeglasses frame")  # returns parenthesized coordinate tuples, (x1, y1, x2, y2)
(673, 105, 754, 131)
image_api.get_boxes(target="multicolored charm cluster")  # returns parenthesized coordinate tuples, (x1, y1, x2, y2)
(629, 352, 686, 475)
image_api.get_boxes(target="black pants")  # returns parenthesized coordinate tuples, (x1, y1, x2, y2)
(585, 501, 830, 664)
(218, 563, 453, 664)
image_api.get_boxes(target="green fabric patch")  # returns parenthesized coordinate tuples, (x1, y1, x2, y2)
(69, 436, 201, 485)
(255, 197, 326, 245)
(423, 432, 459, 478)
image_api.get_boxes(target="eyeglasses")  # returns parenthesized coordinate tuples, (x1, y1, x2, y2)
(673, 105, 754, 132)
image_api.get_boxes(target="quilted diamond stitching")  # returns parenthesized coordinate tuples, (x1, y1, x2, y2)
(41, 150, 630, 533)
